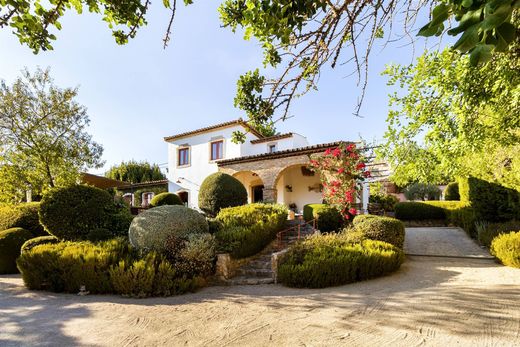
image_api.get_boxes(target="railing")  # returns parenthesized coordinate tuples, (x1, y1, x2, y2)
(276, 218, 318, 250)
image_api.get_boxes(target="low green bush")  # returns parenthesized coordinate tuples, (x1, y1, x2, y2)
(215, 203, 288, 258)
(477, 220, 520, 248)
(0, 228, 34, 274)
(0, 203, 46, 236)
(149, 192, 183, 207)
(303, 204, 343, 232)
(198, 173, 248, 217)
(128, 205, 208, 253)
(444, 182, 460, 201)
(353, 215, 405, 248)
(21, 235, 59, 254)
(16, 238, 206, 296)
(368, 194, 399, 212)
(394, 202, 446, 220)
(491, 231, 520, 268)
(277, 234, 404, 288)
(448, 206, 477, 238)
(164, 233, 216, 277)
(39, 185, 133, 241)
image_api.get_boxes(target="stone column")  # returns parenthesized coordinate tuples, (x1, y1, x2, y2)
(262, 187, 277, 203)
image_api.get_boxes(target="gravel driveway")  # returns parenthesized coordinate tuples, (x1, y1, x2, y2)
(1, 227, 519, 347)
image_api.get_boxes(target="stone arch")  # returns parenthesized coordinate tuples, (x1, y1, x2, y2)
(232, 171, 265, 203)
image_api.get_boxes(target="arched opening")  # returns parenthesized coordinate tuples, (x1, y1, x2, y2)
(122, 193, 134, 207)
(274, 164, 323, 213)
(178, 191, 189, 206)
(233, 171, 265, 203)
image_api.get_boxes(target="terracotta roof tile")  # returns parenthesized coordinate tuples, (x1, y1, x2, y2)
(118, 179, 169, 189)
(250, 133, 293, 144)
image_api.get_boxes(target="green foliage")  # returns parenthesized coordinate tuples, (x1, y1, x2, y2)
(303, 204, 343, 232)
(459, 176, 520, 222)
(39, 185, 132, 241)
(277, 234, 404, 288)
(131, 186, 168, 207)
(215, 203, 288, 258)
(16, 237, 206, 296)
(368, 194, 399, 212)
(403, 183, 441, 201)
(106, 160, 166, 184)
(476, 220, 520, 247)
(394, 202, 446, 220)
(0, 202, 46, 236)
(491, 231, 520, 268)
(0, 68, 103, 203)
(198, 173, 247, 217)
(444, 182, 460, 201)
(128, 205, 209, 253)
(164, 233, 216, 277)
(0, 227, 34, 274)
(149, 192, 183, 207)
(207, 218, 224, 234)
(353, 215, 405, 248)
(380, 42, 520, 189)
(21, 235, 59, 254)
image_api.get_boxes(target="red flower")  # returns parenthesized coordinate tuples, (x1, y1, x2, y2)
(356, 162, 366, 170)
(363, 170, 371, 178)
(349, 152, 359, 159)
(324, 148, 332, 155)
(337, 168, 345, 174)
(309, 159, 319, 167)
(332, 148, 341, 157)
(346, 144, 356, 152)
(349, 208, 357, 215)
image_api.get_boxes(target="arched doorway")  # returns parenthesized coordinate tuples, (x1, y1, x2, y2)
(274, 164, 323, 213)
(178, 191, 189, 206)
(233, 171, 265, 203)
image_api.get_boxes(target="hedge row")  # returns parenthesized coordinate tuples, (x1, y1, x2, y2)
(0, 203, 46, 236)
(491, 232, 520, 268)
(215, 203, 287, 258)
(352, 215, 405, 248)
(0, 228, 35, 274)
(303, 204, 343, 232)
(277, 234, 404, 288)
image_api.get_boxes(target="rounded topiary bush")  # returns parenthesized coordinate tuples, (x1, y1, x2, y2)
(129, 205, 209, 253)
(491, 231, 520, 268)
(39, 185, 130, 241)
(21, 235, 59, 254)
(150, 192, 183, 207)
(0, 227, 34, 274)
(0, 202, 46, 236)
(198, 173, 247, 217)
(353, 214, 405, 248)
(444, 182, 460, 201)
(303, 204, 343, 232)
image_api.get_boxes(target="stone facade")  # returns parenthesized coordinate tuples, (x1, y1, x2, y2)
(218, 154, 311, 203)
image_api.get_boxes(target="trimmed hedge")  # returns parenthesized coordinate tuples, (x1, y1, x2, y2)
(21, 235, 59, 254)
(0, 228, 34, 274)
(491, 231, 520, 268)
(277, 234, 404, 288)
(215, 203, 287, 258)
(16, 238, 206, 296)
(444, 182, 460, 201)
(459, 177, 520, 222)
(353, 215, 405, 248)
(0, 203, 46, 236)
(368, 194, 399, 212)
(39, 185, 133, 241)
(149, 192, 183, 207)
(198, 173, 247, 217)
(394, 202, 446, 220)
(477, 220, 520, 248)
(303, 204, 343, 232)
(129, 205, 209, 253)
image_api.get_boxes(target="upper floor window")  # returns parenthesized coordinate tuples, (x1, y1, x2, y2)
(210, 140, 224, 161)
(178, 147, 190, 166)
(268, 143, 277, 153)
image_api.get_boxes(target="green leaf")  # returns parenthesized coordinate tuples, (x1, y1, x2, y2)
(453, 24, 480, 53)
(447, 9, 482, 36)
(469, 44, 493, 65)
(462, 0, 473, 8)
(480, 4, 511, 31)
(494, 22, 516, 51)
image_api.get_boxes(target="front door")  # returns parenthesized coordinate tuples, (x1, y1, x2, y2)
(252, 185, 264, 203)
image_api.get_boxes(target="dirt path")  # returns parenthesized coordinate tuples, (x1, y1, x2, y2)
(1, 228, 519, 347)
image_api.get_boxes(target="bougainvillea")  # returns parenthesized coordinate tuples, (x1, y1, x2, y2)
(309, 143, 370, 220)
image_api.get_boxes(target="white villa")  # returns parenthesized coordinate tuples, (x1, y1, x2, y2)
(164, 119, 372, 213)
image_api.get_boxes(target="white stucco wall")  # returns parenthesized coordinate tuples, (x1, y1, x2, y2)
(275, 166, 323, 213)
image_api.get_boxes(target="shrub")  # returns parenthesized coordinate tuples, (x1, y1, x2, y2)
(0, 228, 34, 274)
(277, 234, 404, 288)
(491, 231, 520, 268)
(21, 235, 59, 254)
(368, 194, 399, 212)
(215, 203, 288, 258)
(476, 220, 520, 248)
(39, 185, 132, 241)
(198, 173, 247, 217)
(353, 215, 405, 248)
(403, 183, 441, 201)
(303, 204, 343, 232)
(0, 203, 46, 236)
(207, 218, 224, 234)
(447, 205, 477, 238)
(444, 182, 460, 200)
(459, 177, 520, 222)
(128, 205, 208, 253)
(149, 192, 183, 207)
(394, 202, 446, 220)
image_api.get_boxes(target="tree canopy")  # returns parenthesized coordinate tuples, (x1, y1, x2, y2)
(105, 160, 166, 183)
(378, 26, 520, 190)
(0, 68, 104, 203)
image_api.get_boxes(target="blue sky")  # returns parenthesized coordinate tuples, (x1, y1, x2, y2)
(0, 1, 450, 175)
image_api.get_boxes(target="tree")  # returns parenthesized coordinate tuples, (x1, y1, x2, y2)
(105, 160, 166, 183)
(0, 68, 104, 203)
(1, 1, 518, 131)
(378, 29, 520, 190)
